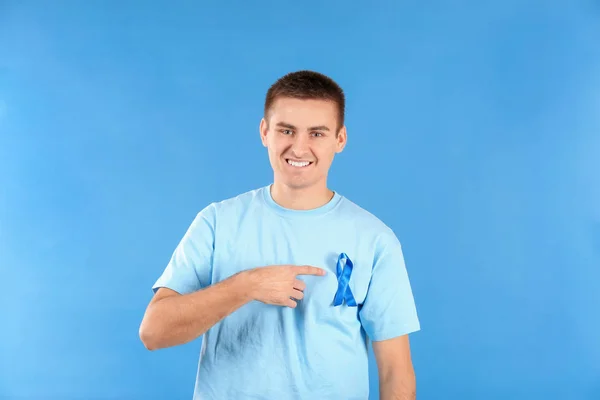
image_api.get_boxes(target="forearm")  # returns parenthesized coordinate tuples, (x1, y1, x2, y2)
(140, 271, 253, 350)
(379, 371, 416, 400)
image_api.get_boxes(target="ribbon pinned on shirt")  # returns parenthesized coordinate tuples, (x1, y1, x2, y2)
(332, 252, 357, 307)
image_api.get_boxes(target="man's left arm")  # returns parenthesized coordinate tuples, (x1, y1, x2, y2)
(372, 335, 416, 400)
(357, 229, 420, 399)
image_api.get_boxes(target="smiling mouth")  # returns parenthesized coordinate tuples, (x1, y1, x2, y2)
(286, 159, 313, 168)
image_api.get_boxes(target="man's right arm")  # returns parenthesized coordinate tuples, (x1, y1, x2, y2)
(139, 271, 252, 351)
(139, 264, 325, 350)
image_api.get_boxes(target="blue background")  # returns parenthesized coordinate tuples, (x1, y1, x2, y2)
(1, 1, 599, 399)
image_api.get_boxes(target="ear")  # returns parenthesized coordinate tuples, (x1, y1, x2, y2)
(335, 125, 348, 153)
(259, 118, 269, 147)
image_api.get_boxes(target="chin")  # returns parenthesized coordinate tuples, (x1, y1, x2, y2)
(281, 178, 307, 189)
(275, 173, 308, 189)
(283, 175, 323, 191)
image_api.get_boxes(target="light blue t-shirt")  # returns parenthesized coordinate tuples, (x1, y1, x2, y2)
(152, 185, 420, 400)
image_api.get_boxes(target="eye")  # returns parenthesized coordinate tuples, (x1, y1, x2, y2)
(312, 132, 324, 137)
(281, 129, 293, 135)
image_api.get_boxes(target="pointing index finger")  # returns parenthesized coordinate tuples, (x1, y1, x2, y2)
(295, 265, 327, 276)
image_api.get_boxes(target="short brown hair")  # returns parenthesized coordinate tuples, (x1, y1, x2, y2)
(264, 70, 345, 131)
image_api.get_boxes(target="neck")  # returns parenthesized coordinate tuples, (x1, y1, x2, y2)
(270, 181, 334, 210)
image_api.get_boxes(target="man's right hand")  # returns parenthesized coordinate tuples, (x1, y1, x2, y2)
(244, 265, 327, 308)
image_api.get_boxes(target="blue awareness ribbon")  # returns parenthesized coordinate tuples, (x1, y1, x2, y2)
(332, 252, 357, 307)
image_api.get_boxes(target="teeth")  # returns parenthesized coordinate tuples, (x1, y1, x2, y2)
(287, 160, 311, 167)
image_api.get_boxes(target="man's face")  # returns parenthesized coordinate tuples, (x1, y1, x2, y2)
(260, 97, 347, 190)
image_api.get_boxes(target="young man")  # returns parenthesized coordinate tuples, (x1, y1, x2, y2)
(139, 70, 420, 399)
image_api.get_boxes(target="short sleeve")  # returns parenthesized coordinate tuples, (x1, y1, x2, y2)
(152, 204, 216, 295)
(359, 229, 420, 341)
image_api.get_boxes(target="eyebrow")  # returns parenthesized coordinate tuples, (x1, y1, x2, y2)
(275, 122, 330, 131)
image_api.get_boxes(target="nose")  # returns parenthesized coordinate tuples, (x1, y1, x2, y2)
(290, 134, 310, 158)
